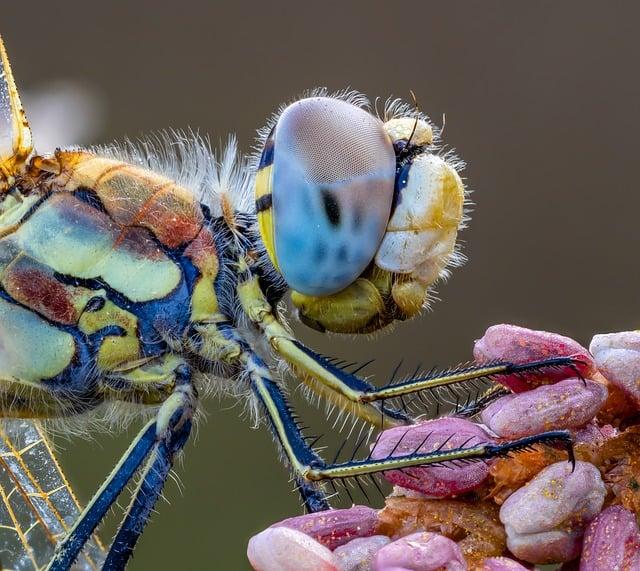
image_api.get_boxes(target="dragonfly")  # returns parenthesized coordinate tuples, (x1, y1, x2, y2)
(0, 34, 577, 569)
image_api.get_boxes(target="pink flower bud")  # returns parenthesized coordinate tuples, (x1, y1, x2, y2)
(372, 532, 467, 571)
(478, 557, 529, 570)
(573, 422, 617, 447)
(480, 378, 607, 439)
(499, 461, 606, 564)
(272, 506, 379, 550)
(334, 536, 391, 571)
(474, 325, 595, 392)
(370, 418, 495, 497)
(580, 505, 640, 570)
(247, 526, 338, 571)
(590, 331, 640, 409)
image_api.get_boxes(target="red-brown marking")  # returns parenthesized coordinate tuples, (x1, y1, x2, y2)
(4, 267, 79, 324)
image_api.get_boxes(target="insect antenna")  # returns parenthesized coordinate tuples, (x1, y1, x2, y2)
(404, 90, 420, 150)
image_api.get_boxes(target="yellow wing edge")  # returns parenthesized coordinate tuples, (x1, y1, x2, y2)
(0, 34, 33, 190)
(0, 420, 105, 570)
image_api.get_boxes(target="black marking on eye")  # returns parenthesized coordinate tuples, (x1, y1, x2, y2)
(314, 242, 327, 262)
(85, 296, 106, 312)
(256, 193, 273, 212)
(258, 131, 276, 169)
(336, 244, 348, 262)
(352, 205, 363, 230)
(320, 189, 341, 226)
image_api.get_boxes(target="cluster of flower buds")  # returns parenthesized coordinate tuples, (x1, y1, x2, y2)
(248, 324, 640, 570)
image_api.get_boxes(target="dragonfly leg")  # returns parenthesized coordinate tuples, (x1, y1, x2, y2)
(102, 366, 195, 568)
(236, 269, 581, 426)
(236, 270, 410, 429)
(243, 336, 574, 511)
(46, 362, 196, 571)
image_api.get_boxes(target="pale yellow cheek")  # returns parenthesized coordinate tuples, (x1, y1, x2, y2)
(291, 279, 386, 334)
(391, 279, 429, 319)
(375, 154, 464, 283)
(0, 298, 75, 382)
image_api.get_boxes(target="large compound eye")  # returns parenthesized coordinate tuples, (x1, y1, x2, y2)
(255, 96, 396, 296)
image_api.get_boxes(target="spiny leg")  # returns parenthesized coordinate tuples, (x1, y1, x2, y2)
(236, 267, 583, 422)
(222, 321, 574, 513)
(252, 347, 574, 507)
(215, 322, 331, 512)
(47, 363, 196, 571)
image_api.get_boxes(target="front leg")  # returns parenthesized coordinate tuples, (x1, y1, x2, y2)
(219, 321, 574, 514)
(247, 340, 574, 511)
(236, 269, 581, 425)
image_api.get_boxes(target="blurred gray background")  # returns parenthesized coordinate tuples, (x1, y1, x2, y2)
(4, 1, 640, 568)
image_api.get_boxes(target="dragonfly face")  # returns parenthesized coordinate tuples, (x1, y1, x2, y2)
(256, 95, 466, 333)
(0, 34, 577, 571)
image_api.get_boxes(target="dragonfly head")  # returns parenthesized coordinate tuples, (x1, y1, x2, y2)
(255, 93, 467, 333)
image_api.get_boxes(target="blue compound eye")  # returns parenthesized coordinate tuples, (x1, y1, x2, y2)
(256, 97, 396, 296)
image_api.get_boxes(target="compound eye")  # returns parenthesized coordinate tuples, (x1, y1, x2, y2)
(255, 97, 396, 296)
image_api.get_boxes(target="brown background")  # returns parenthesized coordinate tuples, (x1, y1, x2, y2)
(3, 1, 640, 568)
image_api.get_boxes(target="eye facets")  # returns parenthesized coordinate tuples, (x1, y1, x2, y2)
(268, 97, 396, 296)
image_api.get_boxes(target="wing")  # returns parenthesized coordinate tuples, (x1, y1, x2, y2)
(0, 34, 33, 190)
(0, 419, 105, 571)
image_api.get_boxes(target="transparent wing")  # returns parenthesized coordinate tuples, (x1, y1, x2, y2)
(0, 419, 105, 571)
(0, 34, 32, 188)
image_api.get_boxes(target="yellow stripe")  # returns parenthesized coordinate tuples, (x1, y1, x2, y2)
(255, 165, 279, 271)
(253, 376, 307, 475)
(307, 445, 488, 481)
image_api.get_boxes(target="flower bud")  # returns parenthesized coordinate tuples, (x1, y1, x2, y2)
(478, 557, 529, 570)
(333, 536, 391, 571)
(373, 532, 467, 571)
(579, 505, 640, 570)
(590, 331, 640, 408)
(272, 506, 379, 550)
(474, 325, 595, 392)
(370, 418, 495, 497)
(499, 461, 605, 564)
(481, 378, 607, 439)
(247, 526, 338, 571)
